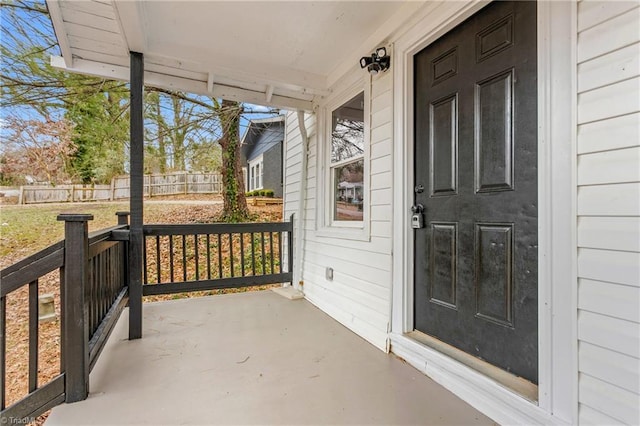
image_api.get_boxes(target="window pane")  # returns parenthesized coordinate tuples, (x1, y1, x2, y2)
(334, 159, 364, 221)
(332, 92, 364, 163)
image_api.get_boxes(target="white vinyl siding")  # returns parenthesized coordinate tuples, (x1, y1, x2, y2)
(576, 3, 640, 425)
(283, 70, 394, 351)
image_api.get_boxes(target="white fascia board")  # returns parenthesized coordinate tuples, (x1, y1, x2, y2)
(46, 0, 74, 68)
(50, 56, 315, 111)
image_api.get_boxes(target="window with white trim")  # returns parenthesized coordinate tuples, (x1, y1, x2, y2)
(330, 92, 365, 222)
(248, 155, 263, 191)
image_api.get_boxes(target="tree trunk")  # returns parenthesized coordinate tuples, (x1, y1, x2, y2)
(218, 99, 249, 222)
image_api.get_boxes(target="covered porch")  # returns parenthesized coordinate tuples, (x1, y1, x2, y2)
(46, 291, 492, 425)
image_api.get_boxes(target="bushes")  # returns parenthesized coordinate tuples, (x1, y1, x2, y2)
(245, 189, 275, 197)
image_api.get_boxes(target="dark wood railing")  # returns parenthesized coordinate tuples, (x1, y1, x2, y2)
(1, 212, 294, 424)
(0, 213, 129, 424)
(142, 215, 293, 296)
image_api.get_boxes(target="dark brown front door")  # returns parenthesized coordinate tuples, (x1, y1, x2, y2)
(413, 1, 538, 383)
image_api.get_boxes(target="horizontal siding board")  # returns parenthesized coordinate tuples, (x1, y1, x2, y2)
(578, 373, 640, 425)
(371, 122, 392, 145)
(577, 1, 639, 32)
(371, 106, 392, 130)
(302, 268, 390, 316)
(370, 156, 392, 175)
(577, 7, 640, 63)
(578, 43, 640, 93)
(371, 221, 392, 238)
(371, 204, 392, 222)
(304, 247, 391, 287)
(578, 404, 625, 426)
(578, 278, 640, 322)
(371, 141, 392, 161)
(304, 287, 389, 350)
(304, 240, 390, 270)
(370, 188, 392, 206)
(579, 341, 640, 394)
(577, 146, 640, 185)
(372, 72, 392, 98)
(370, 171, 392, 190)
(578, 310, 640, 357)
(577, 112, 640, 154)
(302, 277, 389, 331)
(303, 263, 390, 300)
(313, 232, 390, 254)
(577, 183, 640, 216)
(578, 248, 640, 287)
(577, 77, 640, 124)
(371, 90, 392, 113)
(578, 216, 640, 252)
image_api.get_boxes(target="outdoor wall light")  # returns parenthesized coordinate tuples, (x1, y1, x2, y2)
(360, 46, 390, 75)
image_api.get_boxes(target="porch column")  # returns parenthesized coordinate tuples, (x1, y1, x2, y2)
(129, 51, 144, 339)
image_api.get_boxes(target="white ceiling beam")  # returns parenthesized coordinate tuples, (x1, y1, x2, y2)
(265, 85, 274, 103)
(207, 73, 215, 93)
(51, 56, 314, 111)
(45, 0, 74, 68)
(197, 60, 330, 98)
(113, 1, 148, 53)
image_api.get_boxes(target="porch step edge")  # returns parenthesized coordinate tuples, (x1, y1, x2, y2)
(272, 286, 304, 300)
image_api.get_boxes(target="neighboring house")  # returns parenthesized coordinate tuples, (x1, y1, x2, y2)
(45, 1, 640, 425)
(241, 116, 284, 197)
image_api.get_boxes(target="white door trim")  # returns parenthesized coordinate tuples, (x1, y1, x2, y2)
(390, 1, 577, 424)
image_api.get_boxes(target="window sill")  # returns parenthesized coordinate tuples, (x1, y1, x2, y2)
(315, 225, 370, 242)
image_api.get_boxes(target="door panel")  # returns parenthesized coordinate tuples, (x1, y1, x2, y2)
(414, 1, 538, 384)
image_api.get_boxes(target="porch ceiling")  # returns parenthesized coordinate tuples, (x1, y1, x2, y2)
(46, 1, 421, 110)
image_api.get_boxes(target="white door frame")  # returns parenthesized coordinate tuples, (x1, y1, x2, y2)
(390, 1, 577, 424)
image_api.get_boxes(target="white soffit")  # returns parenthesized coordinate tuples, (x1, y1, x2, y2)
(46, 0, 412, 110)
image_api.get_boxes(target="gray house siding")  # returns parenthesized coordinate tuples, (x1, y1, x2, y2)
(262, 143, 283, 197)
(243, 118, 284, 197)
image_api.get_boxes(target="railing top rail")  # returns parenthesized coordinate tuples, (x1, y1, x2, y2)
(88, 225, 128, 246)
(1, 224, 129, 298)
(143, 221, 292, 236)
(1, 241, 64, 297)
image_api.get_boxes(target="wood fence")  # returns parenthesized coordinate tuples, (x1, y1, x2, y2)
(18, 172, 225, 204)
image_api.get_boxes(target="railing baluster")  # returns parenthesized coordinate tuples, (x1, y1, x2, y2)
(251, 232, 256, 276)
(90, 258, 96, 334)
(240, 233, 245, 277)
(217, 233, 223, 278)
(0, 295, 5, 410)
(169, 236, 175, 283)
(182, 235, 187, 282)
(194, 234, 199, 281)
(261, 232, 266, 275)
(156, 235, 161, 284)
(269, 232, 275, 274)
(277, 232, 283, 273)
(206, 234, 211, 280)
(229, 233, 234, 277)
(143, 236, 148, 285)
(28, 279, 39, 392)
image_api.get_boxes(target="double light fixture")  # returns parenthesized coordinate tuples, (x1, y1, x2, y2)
(359, 46, 390, 75)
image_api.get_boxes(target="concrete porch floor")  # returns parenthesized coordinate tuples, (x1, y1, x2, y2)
(47, 291, 495, 425)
